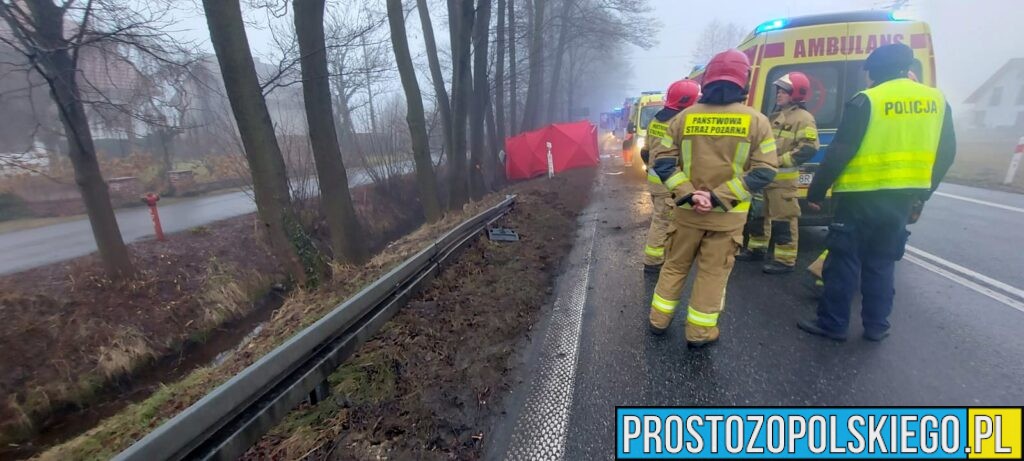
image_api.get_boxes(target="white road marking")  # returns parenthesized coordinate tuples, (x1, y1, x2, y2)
(906, 246, 1024, 300)
(903, 245, 1024, 313)
(903, 254, 1024, 314)
(505, 216, 597, 460)
(933, 191, 1024, 214)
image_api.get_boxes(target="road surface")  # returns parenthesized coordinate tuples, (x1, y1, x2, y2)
(494, 159, 1024, 459)
(0, 168, 385, 275)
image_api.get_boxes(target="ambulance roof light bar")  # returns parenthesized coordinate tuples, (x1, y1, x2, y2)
(755, 18, 788, 34)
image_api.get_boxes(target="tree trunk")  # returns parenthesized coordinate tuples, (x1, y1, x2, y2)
(294, 0, 367, 264)
(416, 0, 453, 172)
(495, 0, 507, 144)
(446, 0, 475, 208)
(485, 100, 505, 188)
(520, 0, 546, 132)
(545, 0, 573, 124)
(508, 0, 518, 136)
(469, 0, 491, 199)
(388, 0, 442, 222)
(203, 0, 311, 284)
(360, 35, 379, 134)
(13, 0, 133, 278)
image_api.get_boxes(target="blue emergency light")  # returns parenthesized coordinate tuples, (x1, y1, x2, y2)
(754, 18, 788, 34)
(889, 10, 912, 21)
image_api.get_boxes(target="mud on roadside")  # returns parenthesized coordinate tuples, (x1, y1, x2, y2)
(242, 167, 598, 460)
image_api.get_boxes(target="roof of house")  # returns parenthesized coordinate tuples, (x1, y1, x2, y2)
(965, 58, 1024, 104)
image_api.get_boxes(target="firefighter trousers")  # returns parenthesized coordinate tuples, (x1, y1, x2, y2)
(748, 188, 800, 266)
(650, 223, 742, 342)
(644, 190, 673, 266)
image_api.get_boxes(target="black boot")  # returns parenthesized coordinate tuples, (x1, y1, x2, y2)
(735, 248, 765, 261)
(797, 318, 847, 341)
(762, 261, 795, 274)
(643, 263, 662, 274)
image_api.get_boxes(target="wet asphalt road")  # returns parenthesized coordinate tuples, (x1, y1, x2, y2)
(0, 168, 386, 275)
(499, 158, 1024, 459)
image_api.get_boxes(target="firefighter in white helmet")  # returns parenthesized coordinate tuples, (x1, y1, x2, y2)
(737, 72, 820, 273)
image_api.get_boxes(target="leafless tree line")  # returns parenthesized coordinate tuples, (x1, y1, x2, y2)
(0, 0, 654, 284)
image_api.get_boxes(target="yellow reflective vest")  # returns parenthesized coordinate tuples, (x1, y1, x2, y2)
(834, 78, 945, 193)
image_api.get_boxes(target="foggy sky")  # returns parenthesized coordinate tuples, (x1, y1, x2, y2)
(627, 0, 1024, 114)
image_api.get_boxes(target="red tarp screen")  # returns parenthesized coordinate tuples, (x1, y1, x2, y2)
(505, 120, 600, 180)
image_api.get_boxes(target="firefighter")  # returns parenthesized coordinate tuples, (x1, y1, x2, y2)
(647, 49, 778, 348)
(799, 44, 956, 341)
(642, 79, 701, 272)
(737, 72, 820, 274)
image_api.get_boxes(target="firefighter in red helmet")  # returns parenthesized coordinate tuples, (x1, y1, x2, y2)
(737, 71, 820, 273)
(642, 79, 701, 272)
(647, 49, 778, 347)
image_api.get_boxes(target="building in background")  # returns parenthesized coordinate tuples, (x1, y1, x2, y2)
(964, 58, 1024, 129)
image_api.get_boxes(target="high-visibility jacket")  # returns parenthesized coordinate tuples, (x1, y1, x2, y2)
(768, 104, 819, 190)
(649, 102, 778, 231)
(643, 108, 682, 192)
(834, 78, 946, 193)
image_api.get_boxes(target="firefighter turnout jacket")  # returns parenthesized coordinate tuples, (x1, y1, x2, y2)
(649, 102, 779, 231)
(768, 103, 819, 191)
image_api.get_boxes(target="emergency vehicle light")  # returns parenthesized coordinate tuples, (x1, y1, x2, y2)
(888, 10, 912, 21)
(755, 18, 788, 34)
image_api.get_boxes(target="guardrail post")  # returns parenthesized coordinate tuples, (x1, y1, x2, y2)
(308, 379, 331, 405)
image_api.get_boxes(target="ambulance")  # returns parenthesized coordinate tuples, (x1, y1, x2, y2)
(689, 10, 937, 225)
(623, 91, 665, 168)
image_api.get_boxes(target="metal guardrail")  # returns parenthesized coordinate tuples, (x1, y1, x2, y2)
(115, 195, 518, 461)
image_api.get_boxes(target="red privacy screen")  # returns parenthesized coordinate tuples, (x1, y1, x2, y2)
(505, 120, 600, 180)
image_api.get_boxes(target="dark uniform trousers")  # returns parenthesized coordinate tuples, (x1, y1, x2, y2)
(818, 191, 915, 335)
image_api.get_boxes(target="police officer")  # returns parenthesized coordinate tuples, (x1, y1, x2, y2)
(647, 49, 778, 348)
(798, 44, 956, 341)
(737, 72, 820, 274)
(642, 79, 701, 273)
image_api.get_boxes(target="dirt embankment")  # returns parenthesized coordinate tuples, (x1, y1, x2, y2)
(32, 176, 534, 460)
(0, 175, 428, 459)
(242, 167, 597, 460)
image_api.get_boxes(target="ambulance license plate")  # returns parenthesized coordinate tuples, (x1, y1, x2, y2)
(798, 173, 814, 185)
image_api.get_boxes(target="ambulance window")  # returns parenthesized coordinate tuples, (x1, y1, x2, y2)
(762, 63, 843, 129)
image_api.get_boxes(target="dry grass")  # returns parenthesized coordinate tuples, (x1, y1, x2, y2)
(96, 328, 155, 380)
(36, 196, 507, 461)
(946, 139, 1024, 193)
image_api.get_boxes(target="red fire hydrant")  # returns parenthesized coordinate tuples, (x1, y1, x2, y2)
(141, 192, 165, 241)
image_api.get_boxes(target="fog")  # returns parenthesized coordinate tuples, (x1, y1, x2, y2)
(627, 0, 1024, 114)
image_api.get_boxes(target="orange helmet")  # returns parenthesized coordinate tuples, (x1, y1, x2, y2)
(665, 79, 701, 111)
(702, 49, 751, 88)
(774, 72, 811, 103)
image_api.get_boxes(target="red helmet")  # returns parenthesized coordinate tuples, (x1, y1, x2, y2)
(665, 79, 701, 110)
(774, 72, 811, 102)
(702, 49, 751, 88)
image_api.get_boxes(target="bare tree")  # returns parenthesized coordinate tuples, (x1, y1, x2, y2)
(203, 0, 316, 284)
(0, 0, 186, 278)
(468, 0, 491, 198)
(691, 19, 747, 68)
(446, 0, 474, 208)
(494, 0, 507, 143)
(387, 0, 441, 222)
(544, 0, 573, 124)
(416, 0, 453, 177)
(294, 0, 367, 264)
(519, 0, 546, 132)
(507, 0, 518, 135)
